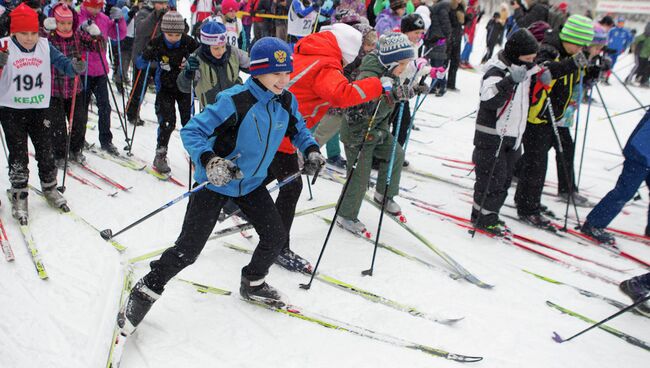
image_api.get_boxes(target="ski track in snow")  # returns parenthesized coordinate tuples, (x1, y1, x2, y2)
(2, 6, 650, 367)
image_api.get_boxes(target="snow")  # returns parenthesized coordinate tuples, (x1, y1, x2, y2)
(1, 6, 649, 368)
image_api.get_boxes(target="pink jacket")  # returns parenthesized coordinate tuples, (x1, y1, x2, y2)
(78, 6, 127, 77)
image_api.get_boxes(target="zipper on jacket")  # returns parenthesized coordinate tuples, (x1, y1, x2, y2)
(252, 113, 263, 142)
(249, 101, 273, 180)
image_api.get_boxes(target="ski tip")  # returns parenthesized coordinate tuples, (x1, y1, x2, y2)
(363, 231, 372, 239)
(100, 229, 113, 240)
(398, 214, 407, 223)
(551, 331, 564, 343)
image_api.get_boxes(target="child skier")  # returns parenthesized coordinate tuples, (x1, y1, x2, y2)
(336, 32, 424, 235)
(470, 29, 543, 235)
(0, 3, 86, 224)
(118, 37, 324, 334)
(135, 11, 199, 174)
(78, 0, 127, 155)
(218, 0, 243, 47)
(44, 3, 92, 166)
(287, 0, 320, 44)
(177, 21, 250, 111)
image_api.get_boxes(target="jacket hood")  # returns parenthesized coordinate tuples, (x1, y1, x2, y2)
(295, 31, 343, 62)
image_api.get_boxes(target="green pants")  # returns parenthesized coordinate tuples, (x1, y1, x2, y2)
(314, 113, 344, 158)
(338, 129, 404, 220)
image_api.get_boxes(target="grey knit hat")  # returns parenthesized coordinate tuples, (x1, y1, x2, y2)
(161, 11, 185, 33)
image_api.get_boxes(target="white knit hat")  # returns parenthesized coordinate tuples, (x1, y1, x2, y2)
(320, 23, 362, 65)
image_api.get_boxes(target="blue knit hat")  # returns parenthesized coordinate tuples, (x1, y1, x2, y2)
(378, 32, 415, 68)
(200, 21, 227, 46)
(249, 37, 293, 76)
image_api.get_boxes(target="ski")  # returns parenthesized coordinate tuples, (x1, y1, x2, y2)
(523, 270, 647, 318)
(223, 242, 463, 325)
(0, 217, 15, 261)
(605, 227, 650, 245)
(86, 146, 147, 171)
(74, 162, 131, 192)
(404, 166, 474, 190)
(547, 300, 650, 352)
(174, 278, 233, 295)
(416, 153, 474, 166)
(244, 298, 483, 363)
(18, 223, 48, 279)
(105, 266, 133, 368)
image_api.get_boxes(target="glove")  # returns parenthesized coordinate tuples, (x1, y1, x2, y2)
(43, 17, 56, 31)
(312, 0, 323, 7)
(160, 62, 171, 71)
(186, 54, 199, 72)
(415, 57, 428, 71)
(414, 82, 430, 95)
(507, 64, 527, 83)
(393, 83, 416, 101)
(109, 6, 124, 20)
(430, 66, 446, 79)
(205, 156, 242, 186)
(81, 20, 101, 36)
(435, 38, 446, 46)
(0, 50, 8, 67)
(539, 68, 552, 87)
(601, 56, 613, 72)
(380, 76, 394, 94)
(302, 150, 325, 176)
(71, 58, 87, 74)
(572, 51, 588, 69)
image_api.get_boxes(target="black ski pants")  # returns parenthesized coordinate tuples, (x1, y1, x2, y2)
(49, 95, 88, 160)
(552, 126, 576, 195)
(0, 108, 57, 189)
(155, 87, 192, 148)
(515, 123, 555, 216)
(142, 184, 288, 294)
(446, 37, 462, 90)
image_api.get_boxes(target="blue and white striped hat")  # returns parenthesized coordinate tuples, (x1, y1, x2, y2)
(378, 32, 415, 68)
(249, 37, 293, 76)
(200, 21, 227, 46)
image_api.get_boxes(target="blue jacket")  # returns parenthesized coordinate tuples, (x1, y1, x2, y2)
(181, 77, 319, 197)
(624, 110, 650, 167)
(608, 26, 634, 53)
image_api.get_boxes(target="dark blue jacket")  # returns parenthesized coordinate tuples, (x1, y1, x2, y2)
(181, 77, 319, 197)
(624, 110, 650, 167)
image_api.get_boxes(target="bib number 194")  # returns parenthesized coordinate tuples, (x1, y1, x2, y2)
(13, 73, 43, 92)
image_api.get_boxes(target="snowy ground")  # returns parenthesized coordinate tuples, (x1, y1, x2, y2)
(1, 9, 650, 368)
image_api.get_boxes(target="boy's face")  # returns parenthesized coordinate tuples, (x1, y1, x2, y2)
(57, 19, 73, 34)
(562, 42, 583, 56)
(256, 72, 291, 95)
(164, 32, 182, 44)
(210, 45, 226, 59)
(362, 42, 376, 53)
(588, 44, 604, 57)
(13, 32, 39, 50)
(391, 59, 410, 77)
(85, 5, 102, 16)
(404, 30, 424, 45)
(518, 53, 536, 64)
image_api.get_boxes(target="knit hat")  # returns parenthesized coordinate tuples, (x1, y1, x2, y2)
(527, 21, 551, 43)
(249, 37, 293, 76)
(378, 32, 415, 68)
(504, 29, 539, 64)
(321, 23, 362, 65)
(592, 25, 608, 45)
(556, 2, 568, 13)
(390, 0, 406, 11)
(161, 11, 185, 33)
(400, 13, 425, 33)
(9, 3, 39, 34)
(221, 0, 239, 13)
(82, 0, 104, 8)
(353, 22, 376, 47)
(53, 4, 73, 22)
(335, 8, 361, 25)
(599, 15, 614, 27)
(200, 21, 227, 46)
(559, 15, 595, 46)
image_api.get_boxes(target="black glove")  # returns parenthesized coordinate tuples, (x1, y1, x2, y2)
(186, 54, 199, 72)
(0, 50, 8, 67)
(303, 150, 325, 176)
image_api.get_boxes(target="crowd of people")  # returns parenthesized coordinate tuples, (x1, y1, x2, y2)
(0, 0, 648, 341)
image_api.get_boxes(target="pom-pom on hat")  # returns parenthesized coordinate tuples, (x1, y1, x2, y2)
(9, 3, 39, 34)
(249, 37, 293, 76)
(200, 21, 227, 46)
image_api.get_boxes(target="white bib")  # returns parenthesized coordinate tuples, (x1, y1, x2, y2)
(287, 3, 317, 38)
(217, 17, 242, 47)
(0, 37, 52, 109)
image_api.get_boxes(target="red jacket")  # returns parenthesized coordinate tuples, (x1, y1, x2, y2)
(280, 31, 383, 154)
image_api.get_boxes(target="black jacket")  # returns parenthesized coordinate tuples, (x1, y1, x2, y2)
(141, 34, 199, 92)
(514, 0, 550, 29)
(425, 0, 452, 45)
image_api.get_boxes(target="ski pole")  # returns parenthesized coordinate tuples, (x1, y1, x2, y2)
(58, 73, 81, 193)
(100, 154, 241, 239)
(362, 101, 406, 277)
(305, 174, 313, 200)
(189, 77, 196, 191)
(595, 84, 643, 201)
(577, 86, 594, 189)
(598, 104, 650, 121)
(115, 21, 131, 148)
(301, 99, 385, 290)
(611, 70, 649, 111)
(562, 73, 584, 229)
(126, 62, 151, 156)
(552, 293, 650, 343)
(96, 41, 130, 145)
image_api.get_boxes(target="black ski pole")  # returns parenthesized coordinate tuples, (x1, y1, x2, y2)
(562, 74, 584, 229)
(595, 84, 643, 201)
(576, 86, 594, 189)
(552, 293, 650, 343)
(545, 98, 581, 229)
(362, 101, 406, 276)
(300, 100, 384, 290)
(96, 42, 130, 144)
(611, 70, 649, 111)
(305, 173, 314, 200)
(114, 21, 131, 149)
(58, 75, 81, 193)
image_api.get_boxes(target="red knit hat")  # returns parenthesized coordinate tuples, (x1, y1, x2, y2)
(10, 3, 39, 34)
(83, 0, 105, 8)
(54, 4, 74, 22)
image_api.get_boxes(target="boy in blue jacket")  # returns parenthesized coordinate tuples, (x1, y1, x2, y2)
(581, 110, 650, 244)
(118, 37, 325, 335)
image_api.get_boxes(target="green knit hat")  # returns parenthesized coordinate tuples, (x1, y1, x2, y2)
(559, 15, 595, 46)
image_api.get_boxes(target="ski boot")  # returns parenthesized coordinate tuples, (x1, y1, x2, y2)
(373, 192, 402, 216)
(8, 188, 28, 225)
(518, 213, 555, 232)
(117, 280, 161, 335)
(474, 221, 510, 238)
(153, 147, 171, 174)
(619, 276, 650, 315)
(42, 181, 70, 213)
(240, 276, 285, 307)
(275, 247, 313, 274)
(580, 221, 616, 245)
(71, 150, 87, 165)
(326, 155, 347, 169)
(101, 143, 120, 156)
(559, 192, 590, 207)
(129, 117, 144, 126)
(336, 216, 371, 238)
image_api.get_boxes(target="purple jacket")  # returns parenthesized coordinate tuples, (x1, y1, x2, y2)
(78, 6, 127, 77)
(374, 9, 401, 36)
